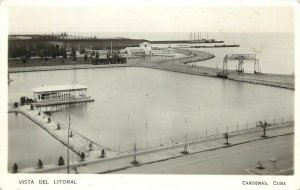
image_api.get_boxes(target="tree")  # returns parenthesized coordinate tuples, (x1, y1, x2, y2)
(61, 47, 67, 59)
(224, 133, 230, 145)
(101, 149, 106, 158)
(80, 152, 85, 161)
(257, 120, 271, 137)
(56, 123, 61, 130)
(181, 144, 188, 154)
(37, 159, 43, 169)
(58, 156, 65, 166)
(13, 163, 18, 173)
(70, 48, 77, 61)
(84, 54, 88, 61)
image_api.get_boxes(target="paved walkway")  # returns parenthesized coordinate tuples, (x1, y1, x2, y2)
(9, 105, 117, 162)
(116, 134, 293, 175)
(32, 123, 293, 174)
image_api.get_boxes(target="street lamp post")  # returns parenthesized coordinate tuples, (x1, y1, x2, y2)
(67, 115, 71, 174)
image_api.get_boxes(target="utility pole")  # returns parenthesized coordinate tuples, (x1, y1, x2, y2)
(110, 41, 113, 58)
(67, 115, 70, 174)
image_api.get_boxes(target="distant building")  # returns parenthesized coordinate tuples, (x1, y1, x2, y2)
(120, 42, 175, 57)
(85, 49, 109, 58)
(151, 47, 175, 57)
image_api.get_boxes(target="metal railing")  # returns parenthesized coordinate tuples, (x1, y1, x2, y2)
(115, 115, 294, 154)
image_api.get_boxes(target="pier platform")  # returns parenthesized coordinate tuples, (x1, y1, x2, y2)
(32, 97, 95, 107)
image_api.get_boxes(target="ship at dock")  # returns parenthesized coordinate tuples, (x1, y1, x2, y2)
(150, 32, 225, 44)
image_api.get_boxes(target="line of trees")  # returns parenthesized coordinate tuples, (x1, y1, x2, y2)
(9, 43, 67, 57)
(9, 33, 99, 42)
(8, 43, 70, 63)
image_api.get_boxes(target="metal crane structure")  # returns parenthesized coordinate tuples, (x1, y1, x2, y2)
(222, 54, 260, 76)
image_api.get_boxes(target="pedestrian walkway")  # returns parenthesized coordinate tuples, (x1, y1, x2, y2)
(40, 123, 293, 174)
(9, 105, 116, 162)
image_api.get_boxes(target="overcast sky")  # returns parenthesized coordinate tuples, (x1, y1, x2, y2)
(8, 6, 293, 34)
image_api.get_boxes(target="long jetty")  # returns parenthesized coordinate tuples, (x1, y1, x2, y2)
(8, 105, 116, 160)
(8, 49, 295, 90)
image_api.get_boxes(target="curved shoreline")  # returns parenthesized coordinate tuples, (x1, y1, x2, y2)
(8, 49, 294, 90)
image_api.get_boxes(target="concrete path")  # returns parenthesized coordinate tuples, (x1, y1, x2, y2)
(9, 105, 117, 161)
(38, 124, 293, 174)
(115, 134, 293, 175)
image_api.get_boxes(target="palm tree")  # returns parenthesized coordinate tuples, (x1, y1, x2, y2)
(257, 120, 270, 137)
(224, 133, 230, 145)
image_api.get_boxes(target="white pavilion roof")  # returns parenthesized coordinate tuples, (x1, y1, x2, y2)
(33, 84, 87, 93)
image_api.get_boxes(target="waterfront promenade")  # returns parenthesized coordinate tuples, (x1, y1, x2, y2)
(32, 122, 293, 174)
(8, 49, 295, 90)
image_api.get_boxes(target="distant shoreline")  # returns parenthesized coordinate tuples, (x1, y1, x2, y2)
(8, 49, 294, 90)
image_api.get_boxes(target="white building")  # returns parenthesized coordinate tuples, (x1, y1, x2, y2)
(151, 48, 175, 57)
(32, 84, 88, 102)
(120, 42, 175, 57)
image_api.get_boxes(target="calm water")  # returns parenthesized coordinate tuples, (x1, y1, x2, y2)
(187, 33, 294, 74)
(8, 113, 79, 171)
(9, 67, 294, 166)
(75, 32, 294, 74)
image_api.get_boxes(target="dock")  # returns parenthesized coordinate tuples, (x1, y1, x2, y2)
(8, 105, 117, 160)
(32, 97, 94, 107)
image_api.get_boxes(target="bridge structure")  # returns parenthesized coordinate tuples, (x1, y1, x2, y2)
(223, 54, 260, 75)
